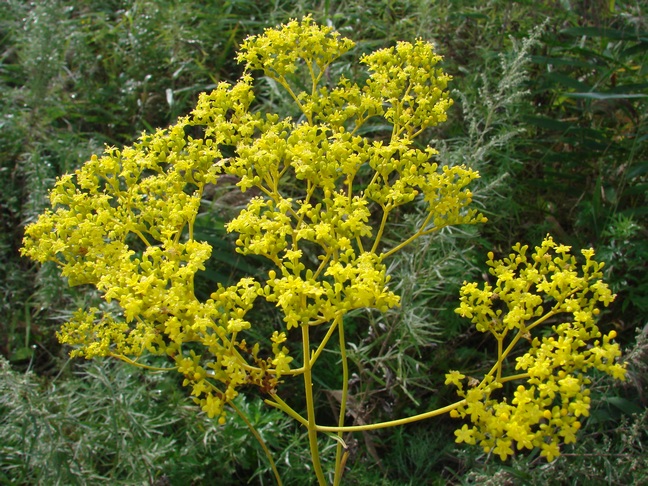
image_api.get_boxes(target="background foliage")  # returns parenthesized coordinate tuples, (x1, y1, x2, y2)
(1, 0, 646, 484)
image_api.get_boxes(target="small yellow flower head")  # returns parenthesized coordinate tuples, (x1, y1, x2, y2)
(362, 39, 453, 129)
(449, 235, 625, 461)
(238, 15, 355, 77)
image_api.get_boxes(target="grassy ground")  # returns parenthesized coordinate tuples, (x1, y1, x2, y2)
(1, 0, 646, 484)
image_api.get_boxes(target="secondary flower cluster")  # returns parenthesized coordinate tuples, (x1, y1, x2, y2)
(447, 236, 625, 461)
(22, 17, 483, 421)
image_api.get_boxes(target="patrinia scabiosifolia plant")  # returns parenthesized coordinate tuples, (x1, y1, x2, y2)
(22, 17, 625, 485)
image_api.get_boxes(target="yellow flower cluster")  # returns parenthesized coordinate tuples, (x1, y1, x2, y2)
(22, 17, 484, 422)
(447, 236, 625, 461)
(19, 18, 624, 473)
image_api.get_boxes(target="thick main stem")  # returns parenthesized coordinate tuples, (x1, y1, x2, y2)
(333, 316, 349, 486)
(302, 324, 327, 485)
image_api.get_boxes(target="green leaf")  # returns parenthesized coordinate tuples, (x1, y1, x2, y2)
(621, 183, 648, 196)
(564, 92, 648, 100)
(626, 161, 648, 179)
(8, 347, 33, 362)
(608, 82, 648, 94)
(621, 42, 648, 57)
(541, 72, 592, 91)
(523, 115, 573, 131)
(560, 26, 648, 42)
(531, 55, 596, 69)
(601, 396, 645, 415)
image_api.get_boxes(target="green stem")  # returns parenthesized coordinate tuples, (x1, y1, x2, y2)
(265, 394, 309, 427)
(230, 400, 283, 486)
(410, 123, 430, 140)
(293, 181, 316, 234)
(316, 399, 466, 433)
(313, 251, 332, 280)
(370, 203, 391, 253)
(129, 226, 152, 247)
(302, 324, 327, 485)
(482, 306, 567, 386)
(275, 74, 312, 125)
(109, 353, 176, 372)
(246, 316, 339, 379)
(496, 336, 503, 381)
(381, 213, 443, 260)
(499, 372, 530, 384)
(333, 316, 349, 486)
(496, 308, 561, 374)
(310, 317, 340, 366)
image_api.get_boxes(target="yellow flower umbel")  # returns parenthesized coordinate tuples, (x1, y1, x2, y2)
(20, 16, 624, 483)
(21, 17, 482, 433)
(447, 236, 625, 461)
